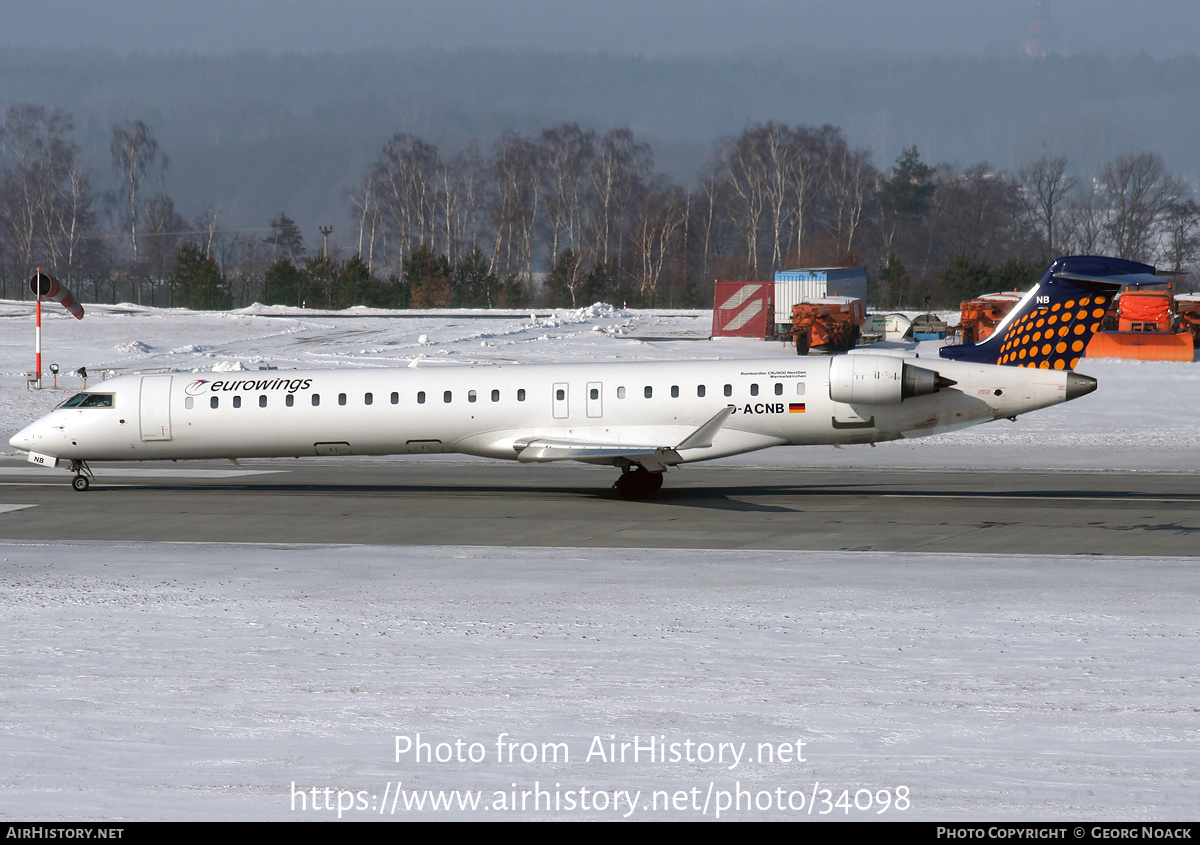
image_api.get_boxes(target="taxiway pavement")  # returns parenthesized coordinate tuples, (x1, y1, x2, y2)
(0, 458, 1196, 555)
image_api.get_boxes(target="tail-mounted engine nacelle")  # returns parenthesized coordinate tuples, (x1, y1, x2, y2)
(828, 354, 956, 404)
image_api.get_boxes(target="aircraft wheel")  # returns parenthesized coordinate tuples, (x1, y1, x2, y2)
(614, 467, 663, 500)
(647, 471, 664, 494)
(72, 475, 90, 492)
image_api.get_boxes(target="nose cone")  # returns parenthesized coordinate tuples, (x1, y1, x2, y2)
(10, 417, 52, 453)
(1065, 372, 1098, 401)
(10, 427, 32, 452)
(10, 423, 39, 452)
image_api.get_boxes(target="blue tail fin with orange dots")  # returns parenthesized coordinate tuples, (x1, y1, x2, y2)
(939, 256, 1161, 369)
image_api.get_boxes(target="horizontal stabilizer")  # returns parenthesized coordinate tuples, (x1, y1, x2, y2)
(1054, 271, 1162, 288)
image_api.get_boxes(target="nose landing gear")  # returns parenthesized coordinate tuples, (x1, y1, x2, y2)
(68, 460, 94, 492)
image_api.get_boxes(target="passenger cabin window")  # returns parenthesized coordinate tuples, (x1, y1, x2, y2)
(750, 384, 759, 396)
(338, 393, 347, 406)
(671, 385, 679, 398)
(724, 384, 732, 397)
(365, 392, 373, 405)
(233, 396, 242, 408)
(491, 389, 500, 402)
(211, 397, 219, 409)
(185, 397, 194, 410)
(517, 389, 526, 402)
(617, 386, 626, 399)
(312, 395, 320, 407)
(259, 395, 267, 408)
(417, 391, 425, 404)
(697, 385, 706, 397)
(444, 391, 452, 403)
(286, 394, 294, 407)
(775, 382, 783, 395)
(391, 392, 399, 404)
(644, 386, 653, 399)
(469, 390, 477, 403)
(796, 383, 805, 396)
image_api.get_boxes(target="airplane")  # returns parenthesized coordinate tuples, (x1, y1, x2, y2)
(9, 255, 1160, 499)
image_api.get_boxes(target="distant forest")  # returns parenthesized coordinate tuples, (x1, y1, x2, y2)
(1, 48, 1197, 309)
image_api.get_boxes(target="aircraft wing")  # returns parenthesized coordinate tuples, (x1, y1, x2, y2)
(513, 439, 683, 470)
(512, 406, 735, 471)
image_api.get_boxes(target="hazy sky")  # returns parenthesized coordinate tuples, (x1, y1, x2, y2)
(2, 0, 1197, 58)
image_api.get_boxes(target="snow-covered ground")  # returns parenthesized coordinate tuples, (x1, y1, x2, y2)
(1, 301, 1198, 820)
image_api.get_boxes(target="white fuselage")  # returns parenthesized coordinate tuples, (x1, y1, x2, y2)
(11, 355, 1076, 468)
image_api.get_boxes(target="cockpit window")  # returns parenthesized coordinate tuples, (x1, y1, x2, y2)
(60, 392, 114, 409)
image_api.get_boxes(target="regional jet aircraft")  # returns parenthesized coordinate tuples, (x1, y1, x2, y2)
(10, 256, 1159, 499)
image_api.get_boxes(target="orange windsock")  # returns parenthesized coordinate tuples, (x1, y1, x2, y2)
(29, 272, 84, 320)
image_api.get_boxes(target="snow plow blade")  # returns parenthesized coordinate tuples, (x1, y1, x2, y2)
(1085, 331, 1195, 362)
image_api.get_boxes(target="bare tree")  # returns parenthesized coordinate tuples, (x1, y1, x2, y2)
(711, 123, 865, 277)
(716, 130, 771, 277)
(439, 144, 484, 266)
(1100, 152, 1186, 263)
(589, 128, 651, 268)
(540, 123, 595, 270)
(195, 203, 222, 258)
(373, 134, 440, 265)
(1020, 154, 1077, 257)
(1162, 199, 1200, 276)
(110, 119, 165, 266)
(0, 104, 91, 292)
(693, 165, 730, 282)
(932, 163, 1025, 264)
(487, 132, 543, 279)
(785, 125, 834, 268)
(50, 159, 96, 285)
(348, 168, 382, 274)
(141, 193, 186, 305)
(629, 179, 689, 305)
(820, 132, 876, 259)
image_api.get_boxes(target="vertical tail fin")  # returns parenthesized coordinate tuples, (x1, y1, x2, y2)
(939, 255, 1160, 369)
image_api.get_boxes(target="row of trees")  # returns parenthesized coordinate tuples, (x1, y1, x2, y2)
(346, 124, 1200, 308)
(3, 102, 1198, 311)
(883, 149, 1197, 286)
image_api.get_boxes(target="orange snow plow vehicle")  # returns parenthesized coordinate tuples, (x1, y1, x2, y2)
(1084, 288, 1195, 362)
(1173, 294, 1200, 343)
(958, 292, 1023, 343)
(782, 297, 865, 355)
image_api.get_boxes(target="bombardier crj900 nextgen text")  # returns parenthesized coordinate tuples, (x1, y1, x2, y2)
(11, 256, 1160, 499)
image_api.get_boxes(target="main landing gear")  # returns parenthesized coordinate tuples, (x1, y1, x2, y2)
(69, 460, 94, 492)
(613, 465, 664, 500)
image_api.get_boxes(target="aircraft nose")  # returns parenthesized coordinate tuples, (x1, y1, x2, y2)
(10, 417, 51, 453)
(9, 422, 38, 456)
(10, 424, 37, 452)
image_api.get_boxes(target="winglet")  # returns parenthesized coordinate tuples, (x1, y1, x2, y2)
(675, 405, 735, 451)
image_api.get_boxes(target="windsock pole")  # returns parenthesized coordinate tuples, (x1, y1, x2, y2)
(29, 268, 84, 390)
(34, 269, 42, 389)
